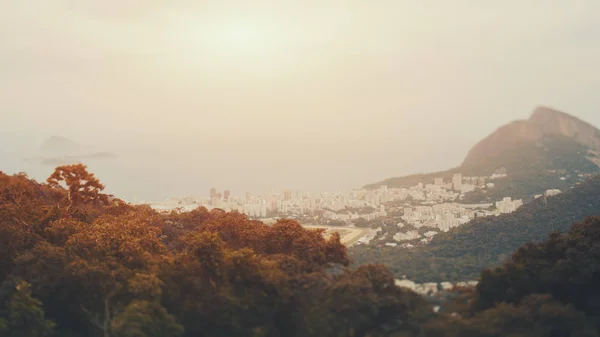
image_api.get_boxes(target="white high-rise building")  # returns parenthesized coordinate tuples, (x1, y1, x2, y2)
(260, 204, 267, 218)
(452, 173, 462, 191)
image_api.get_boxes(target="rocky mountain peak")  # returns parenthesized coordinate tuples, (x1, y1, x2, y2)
(528, 106, 600, 151)
(461, 106, 600, 169)
(529, 105, 569, 121)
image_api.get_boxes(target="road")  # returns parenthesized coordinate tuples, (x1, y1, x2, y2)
(301, 225, 372, 246)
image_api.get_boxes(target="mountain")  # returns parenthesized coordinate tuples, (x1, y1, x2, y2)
(351, 174, 600, 282)
(39, 136, 87, 155)
(365, 106, 600, 202)
(462, 106, 600, 170)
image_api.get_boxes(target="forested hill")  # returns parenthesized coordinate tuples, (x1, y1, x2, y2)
(351, 174, 600, 282)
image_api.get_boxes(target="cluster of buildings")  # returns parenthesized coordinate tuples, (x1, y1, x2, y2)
(322, 205, 387, 221)
(495, 197, 524, 214)
(145, 186, 398, 220)
(395, 279, 479, 297)
(390, 197, 521, 245)
(396, 173, 502, 203)
(399, 195, 524, 233)
(307, 174, 501, 222)
(143, 171, 525, 233)
(143, 169, 561, 252)
(401, 203, 491, 232)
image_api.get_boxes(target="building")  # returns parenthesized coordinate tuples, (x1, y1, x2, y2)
(460, 184, 475, 194)
(224, 190, 231, 200)
(260, 204, 268, 218)
(496, 197, 523, 214)
(452, 173, 462, 191)
(181, 196, 195, 206)
(284, 189, 292, 201)
(544, 189, 561, 197)
(434, 177, 444, 186)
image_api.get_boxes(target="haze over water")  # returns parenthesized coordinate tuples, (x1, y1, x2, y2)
(2, 1, 600, 201)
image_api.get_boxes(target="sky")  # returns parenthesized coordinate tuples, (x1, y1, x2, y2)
(1, 1, 600, 201)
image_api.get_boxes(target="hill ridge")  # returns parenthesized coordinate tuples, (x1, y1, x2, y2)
(365, 106, 600, 202)
(462, 106, 600, 168)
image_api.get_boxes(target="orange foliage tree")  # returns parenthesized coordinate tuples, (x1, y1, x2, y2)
(63, 213, 167, 337)
(47, 164, 109, 217)
(0, 172, 61, 230)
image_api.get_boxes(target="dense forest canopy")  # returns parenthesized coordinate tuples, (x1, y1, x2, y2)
(1, 164, 600, 337)
(0, 165, 429, 337)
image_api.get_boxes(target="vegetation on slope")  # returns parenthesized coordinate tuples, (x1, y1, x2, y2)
(420, 216, 600, 337)
(351, 174, 600, 282)
(419, 214, 600, 336)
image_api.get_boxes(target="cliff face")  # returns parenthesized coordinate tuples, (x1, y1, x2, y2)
(529, 106, 600, 151)
(462, 106, 600, 168)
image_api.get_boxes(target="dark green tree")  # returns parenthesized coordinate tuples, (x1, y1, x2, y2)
(111, 300, 183, 337)
(0, 281, 55, 337)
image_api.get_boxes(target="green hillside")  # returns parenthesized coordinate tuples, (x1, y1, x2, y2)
(351, 174, 600, 282)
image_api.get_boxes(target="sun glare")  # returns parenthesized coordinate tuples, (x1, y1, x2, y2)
(198, 20, 273, 56)
(221, 23, 261, 49)
(166, 16, 297, 68)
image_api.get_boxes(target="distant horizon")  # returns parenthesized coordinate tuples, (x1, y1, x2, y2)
(3, 104, 599, 202)
(2, 1, 600, 201)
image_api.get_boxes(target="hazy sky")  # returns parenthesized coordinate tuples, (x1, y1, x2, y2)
(1, 1, 600, 201)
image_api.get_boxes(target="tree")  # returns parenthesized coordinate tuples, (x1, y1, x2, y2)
(221, 248, 288, 335)
(265, 219, 349, 270)
(473, 216, 600, 320)
(0, 221, 38, 285)
(0, 281, 55, 337)
(327, 265, 429, 337)
(10, 241, 87, 337)
(451, 294, 598, 337)
(0, 173, 62, 284)
(46, 164, 109, 216)
(111, 300, 183, 337)
(160, 231, 233, 337)
(43, 218, 87, 246)
(64, 213, 166, 337)
(0, 172, 61, 231)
